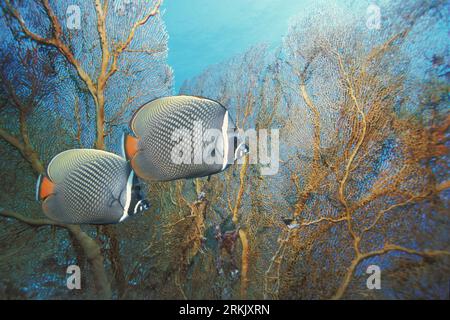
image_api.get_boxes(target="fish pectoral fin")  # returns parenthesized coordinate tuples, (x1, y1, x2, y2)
(36, 175, 56, 201)
(123, 133, 139, 161)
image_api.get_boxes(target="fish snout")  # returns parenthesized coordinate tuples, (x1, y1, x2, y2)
(132, 199, 151, 216)
(141, 199, 150, 211)
(234, 140, 249, 161)
(228, 127, 248, 161)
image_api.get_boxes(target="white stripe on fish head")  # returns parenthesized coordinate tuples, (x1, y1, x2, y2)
(119, 170, 134, 222)
(221, 111, 229, 171)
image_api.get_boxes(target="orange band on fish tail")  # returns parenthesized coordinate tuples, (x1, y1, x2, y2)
(39, 176, 55, 200)
(125, 134, 139, 160)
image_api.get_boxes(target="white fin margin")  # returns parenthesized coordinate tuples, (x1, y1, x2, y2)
(35, 174, 43, 202)
(120, 132, 127, 160)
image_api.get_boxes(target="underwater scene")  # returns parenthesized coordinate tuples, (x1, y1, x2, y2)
(0, 0, 449, 301)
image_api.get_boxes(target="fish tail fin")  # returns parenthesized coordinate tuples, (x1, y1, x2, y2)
(122, 132, 139, 161)
(36, 174, 55, 201)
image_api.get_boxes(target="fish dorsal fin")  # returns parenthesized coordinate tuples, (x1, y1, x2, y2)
(130, 95, 223, 136)
(47, 149, 123, 184)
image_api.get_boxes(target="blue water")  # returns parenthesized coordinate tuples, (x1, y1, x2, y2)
(163, 0, 313, 91)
